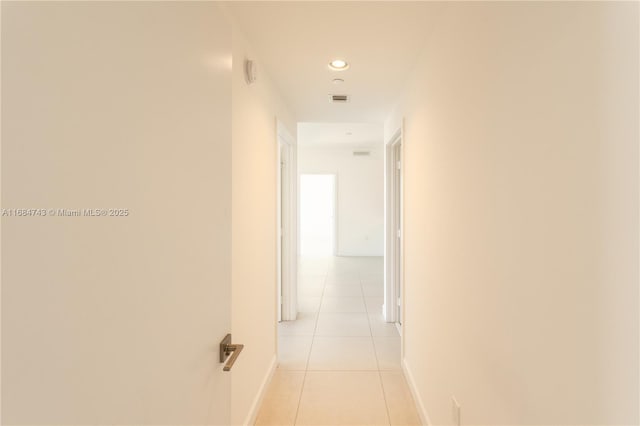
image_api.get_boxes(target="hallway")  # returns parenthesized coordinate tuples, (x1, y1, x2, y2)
(256, 257, 419, 425)
(2, 2, 638, 425)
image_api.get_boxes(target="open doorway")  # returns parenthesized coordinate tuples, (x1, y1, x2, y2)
(299, 174, 336, 257)
(277, 123, 401, 391)
(276, 122, 399, 405)
(385, 129, 403, 329)
(277, 121, 297, 322)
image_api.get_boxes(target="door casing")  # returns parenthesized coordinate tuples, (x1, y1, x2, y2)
(384, 127, 403, 330)
(277, 121, 297, 321)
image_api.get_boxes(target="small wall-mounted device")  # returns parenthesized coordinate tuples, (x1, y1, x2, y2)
(244, 59, 257, 85)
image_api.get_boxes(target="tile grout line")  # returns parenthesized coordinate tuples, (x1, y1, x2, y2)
(292, 263, 328, 426)
(284, 259, 391, 425)
(361, 271, 393, 426)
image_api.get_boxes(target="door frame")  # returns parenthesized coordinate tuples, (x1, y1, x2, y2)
(277, 120, 297, 321)
(384, 127, 403, 326)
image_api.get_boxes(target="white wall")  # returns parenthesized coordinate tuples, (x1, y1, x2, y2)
(387, 2, 638, 424)
(229, 22, 297, 425)
(2, 4, 296, 424)
(2, 3, 233, 424)
(298, 145, 384, 257)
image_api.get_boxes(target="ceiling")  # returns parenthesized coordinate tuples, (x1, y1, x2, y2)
(298, 122, 383, 146)
(225, 2, 445, 123)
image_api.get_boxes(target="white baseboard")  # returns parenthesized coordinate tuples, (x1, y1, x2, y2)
(243, 355, 277, 426)
(402, 358, 432, 426)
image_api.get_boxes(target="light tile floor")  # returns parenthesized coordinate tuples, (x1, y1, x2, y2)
(255, 256, 421, 426)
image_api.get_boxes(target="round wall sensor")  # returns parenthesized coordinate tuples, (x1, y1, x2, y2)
(244, 59, 257, 85)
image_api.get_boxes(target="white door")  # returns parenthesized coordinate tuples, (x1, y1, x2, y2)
(1, 3, 233, 424)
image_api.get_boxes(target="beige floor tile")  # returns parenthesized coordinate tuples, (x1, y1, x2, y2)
(365, 296, 384, 314)
(279, 312, 318, 336)
(278, 336, 313, 370)
(254, 370, 305, 426)
(320, 296, 366, 313)
(329, 260, 360, 269)
(369, 313, 400, 337)
(296, 371, 390, 426)
(326, 272, 361, 281)
(362, 282, 384, 298)
(357, 256, 384, 266)
(380, 371, 422, 426)
(324, 277, 361, 286)
(361, 276, 384, 284)
(298, 267, 329, 277)
(324, 284, 363, 297)
(299, 258, 330, 272)
(298, 275, 326, 287)
(270, 257, 419, 426)
(373, 336, 401, 370)
(298, 285, 325, 298)
(298, 296, 322, 313)
(360, 272, 384, 281)
(315, 313, 371, 337)
(308, 337, 378, 370)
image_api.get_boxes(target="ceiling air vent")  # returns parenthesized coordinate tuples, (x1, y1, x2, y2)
(353, 151, 370, 157)
(329, 94, 349, 103)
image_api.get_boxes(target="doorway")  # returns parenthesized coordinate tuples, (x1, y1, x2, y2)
(278, 122, 297, 322)
(385, 129, 403, 328)
(299, 174, 337, 257)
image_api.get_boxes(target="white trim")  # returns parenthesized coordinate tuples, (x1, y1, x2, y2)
(277, 120, 294, 146)
(332, 174, 338, 256)
(242, 354, 277, 426)
(402, 359, 431, 426)
(277, 120, 297, 321)
(276, 138, 283, 322)
(384, 127, 403, 324)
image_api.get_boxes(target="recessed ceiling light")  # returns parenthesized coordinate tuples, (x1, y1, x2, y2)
(328, 59, 349, 71)
(332, 78, 345, 84)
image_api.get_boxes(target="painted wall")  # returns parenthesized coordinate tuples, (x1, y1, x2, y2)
(229, 22, 297, 425)
(2, 3, 233, 424)
(298, 145, 384, 257)
(387, 2, 639, 424)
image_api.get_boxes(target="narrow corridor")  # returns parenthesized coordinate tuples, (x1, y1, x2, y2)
(255, 257, 420, 425)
